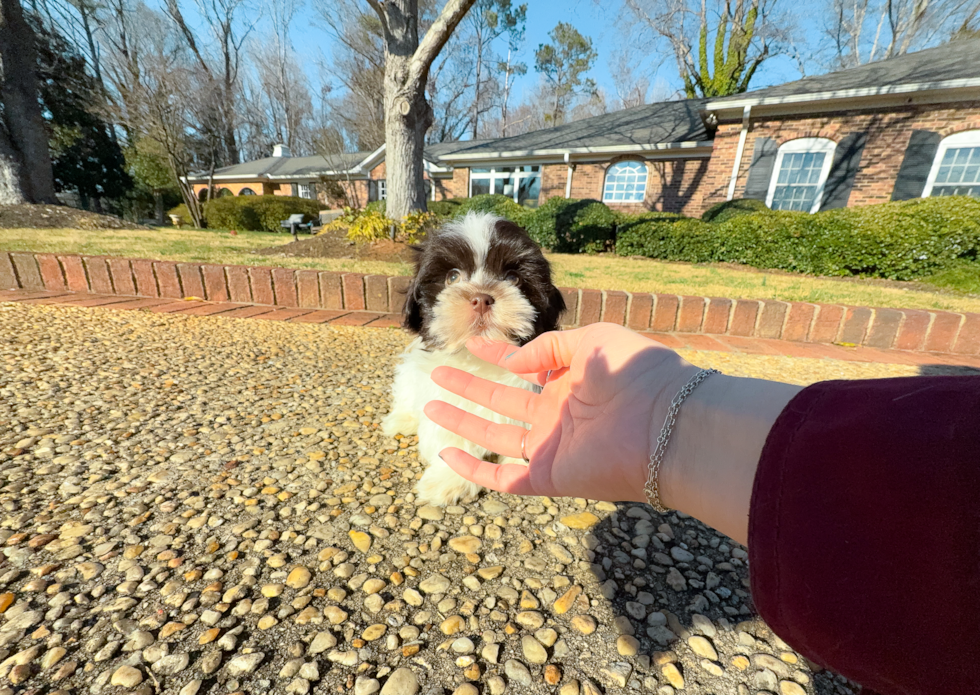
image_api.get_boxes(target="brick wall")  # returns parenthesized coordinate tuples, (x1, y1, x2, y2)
(701, 100, 980, 213)
(3, 251, 976, 356)
(564, 159, 710, 216)
(540, 164, 567, 201)
(446, 169, 469, 199)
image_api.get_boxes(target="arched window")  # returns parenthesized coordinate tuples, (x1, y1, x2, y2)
(218, 188, 233, 197)
(239, 188, 256, 196)
(766, 138, 836, 213)
(197, 188, 209, 202)
(924, 130, 980, 198)
(603, 161, 647, 203)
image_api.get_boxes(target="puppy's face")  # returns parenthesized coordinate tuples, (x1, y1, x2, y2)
(403, 212, 566, 351)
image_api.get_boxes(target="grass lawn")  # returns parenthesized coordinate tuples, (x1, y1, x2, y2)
(3, 226, 979, 313)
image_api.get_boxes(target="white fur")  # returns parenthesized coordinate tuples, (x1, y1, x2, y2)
(383, 337, 536, 506)
(444, 213, 492, 268)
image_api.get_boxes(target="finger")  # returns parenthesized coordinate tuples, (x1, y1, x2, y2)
(431, 366, 536, 422)
(439, 447, 536, 496)
(534, 366, 568, 387)
(424, 401, 526, 458)
(470, 329, 591, 376)
(464, 338, 540, 385)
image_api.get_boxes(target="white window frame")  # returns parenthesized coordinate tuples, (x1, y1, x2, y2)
(923, 130, 980, 198)
(378, 179, 387, 200)
(468, 166, 541, 203)
(766, 137, 837, 213)
(297, 184, 313, 199)
(602, 160, 648, 203)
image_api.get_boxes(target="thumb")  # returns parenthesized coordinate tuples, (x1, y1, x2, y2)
(470, 327, 591, 376)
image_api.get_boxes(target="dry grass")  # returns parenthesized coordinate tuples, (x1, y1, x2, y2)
(3, 226, 979, 313)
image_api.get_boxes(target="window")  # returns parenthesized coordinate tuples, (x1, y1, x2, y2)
(603, 161, 647, 203)
(218, 188, 233, 197)
(766, 138, 836, 213)
(239, 187, 256, 196)
(924, 130, 980, 198)
(378, 179, 386, 200)
(296, 184, 312, 199)
(469, 166, 541, 206)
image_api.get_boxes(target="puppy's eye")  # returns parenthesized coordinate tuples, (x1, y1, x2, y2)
(446, 269, 462, 285)
(504, 271, 520, 285)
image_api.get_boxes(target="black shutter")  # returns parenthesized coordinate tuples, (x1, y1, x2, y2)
(368, 180, 378, 202)
(891, 130, 941, 201)
(821, 132, 868, 210)
(743, 137, 778, 200)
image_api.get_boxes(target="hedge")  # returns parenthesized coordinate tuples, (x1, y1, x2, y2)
(616, 196, 980, 281)
(522, 197, 617, 253)
(701, 198, 770, 223)
(204, 195, 321, 233)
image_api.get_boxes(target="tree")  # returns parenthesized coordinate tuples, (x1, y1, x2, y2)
(534, 22, 597, 125)
(0, 0, 57, 204)
(623, 0, 787, 98)
(496, 21, 527, 137)
(466, 0, 525, 138)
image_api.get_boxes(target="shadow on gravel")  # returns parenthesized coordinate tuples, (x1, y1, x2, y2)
(918, 364, 980, 376)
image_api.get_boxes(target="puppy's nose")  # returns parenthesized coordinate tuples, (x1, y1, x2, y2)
(470, 293, 494, 316)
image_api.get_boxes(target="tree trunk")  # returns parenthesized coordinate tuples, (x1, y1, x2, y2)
(0, 0, 57, 204)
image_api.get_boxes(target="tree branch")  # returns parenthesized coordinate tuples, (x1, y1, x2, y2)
(406, 0, 478, 91)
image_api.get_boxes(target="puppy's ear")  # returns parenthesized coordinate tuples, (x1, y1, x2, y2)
(534, 285, 567, 336)
(402, 279, 424, 334)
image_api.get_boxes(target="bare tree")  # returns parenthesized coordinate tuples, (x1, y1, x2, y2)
(0, 0, 58, 203)
(464, 0, 525, 138)
(534, 22, 598, 124)
(496, 29, 526, 136)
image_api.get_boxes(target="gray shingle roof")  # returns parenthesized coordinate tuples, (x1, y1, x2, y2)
(441, 99, 710, 158)
(193, 152, 372, 180)
(423, 140, 493, 159)
(709, 39, 980, 106)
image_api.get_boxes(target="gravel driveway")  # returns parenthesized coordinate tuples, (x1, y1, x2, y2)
(0, 303, 921, 695)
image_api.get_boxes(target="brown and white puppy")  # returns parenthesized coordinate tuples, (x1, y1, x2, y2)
(382, 212, 565, 506)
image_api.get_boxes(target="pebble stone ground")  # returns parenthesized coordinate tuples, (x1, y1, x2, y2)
(0, 303, 924, 695)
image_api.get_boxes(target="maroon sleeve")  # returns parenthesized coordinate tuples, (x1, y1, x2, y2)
(749, 376, 980, 695)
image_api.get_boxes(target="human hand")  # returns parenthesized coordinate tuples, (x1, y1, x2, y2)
(422, 323, 701, 504)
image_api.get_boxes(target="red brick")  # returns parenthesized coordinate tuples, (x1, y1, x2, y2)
(248, 267, 275, 305)
(220, 305, 276, 319)
(178, 264, 206, 299)
(154, 262, 183, 299)
(702, 298, 731, 335)
(757, 301, 788, 339)
(602, 291, 628, 325)
(925, 312, 964, 353)
(83, 257, 112, 294)
(365, 275, 389, 312)
(627, 293, 653, 330)
(641, 332, 685, 349)
(201, 265, 229, 302)
(107, 258, 136, 295)
(289, 310, 350, 324)
(342, 274, 366, 311)
(0, 253, 16, 289)
(132, 260, 158, 297)
(330, 311, 378, 326)
(729, 300, 760, 337)
(226, 266, 251, 303)
(783, 303, 816, 342)
(559, 288, 579, 326)
(952, 314, 980, 356)
(60, 255, 89, 292)
(319, 272, 343, 309)
(297, 270, 320, 308)
(895, 310, 931, 351)
(388, 276, 412, 315)
(177, 302, 240, 317)
(679, 334, 728, 351)
(36, 254, 65, 290)
(840, 307, 872, 345)
(676, 296, 705, 333)
(10, 253, 42, 290)
(652, 295, 679, 332)
(365, 314, 402, 328)
(271, 267, 297, 307)
(809, 305, 845, 344)
(255, 308, 310, 321)
(865, 308, 904, 349)
(579, 290, 601, 325)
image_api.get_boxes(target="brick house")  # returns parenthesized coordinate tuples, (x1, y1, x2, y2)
(188, 39, 980, 217)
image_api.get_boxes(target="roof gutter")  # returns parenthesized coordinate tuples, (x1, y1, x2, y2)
(726, 105, 752, 201)
(442, 141, 714, 162)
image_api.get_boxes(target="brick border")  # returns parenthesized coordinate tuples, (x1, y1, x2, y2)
(1, 251, 977, 357)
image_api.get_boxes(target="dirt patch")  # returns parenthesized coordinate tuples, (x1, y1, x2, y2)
(0, 204, 149, 230)
(255, 226, 418, 263)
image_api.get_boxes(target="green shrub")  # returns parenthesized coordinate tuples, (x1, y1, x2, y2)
(203, 195, 321, 233)
(457, 194, 529, 224)
(616, 196, 980, 281)
(166, 203, 192, 225)
(523, 197, 617, 253)
(428, 199, 464, 218)
(365, 200, 386, 215)
(701, 198, 770, 223)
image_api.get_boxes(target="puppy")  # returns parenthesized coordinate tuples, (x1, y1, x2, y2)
(382, 212, 566, 506)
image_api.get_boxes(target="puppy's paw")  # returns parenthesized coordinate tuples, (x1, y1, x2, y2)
(382, 410, 419, 438)
(417, 463, 481, 507)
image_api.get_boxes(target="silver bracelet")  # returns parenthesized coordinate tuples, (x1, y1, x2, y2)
(645, 368, 721, 513)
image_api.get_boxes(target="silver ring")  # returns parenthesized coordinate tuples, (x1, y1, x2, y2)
(521, 430, 530, 464)
(545, 370, 553, 382)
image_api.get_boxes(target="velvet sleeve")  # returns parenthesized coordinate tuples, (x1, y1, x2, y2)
(748, 376, 980, 695)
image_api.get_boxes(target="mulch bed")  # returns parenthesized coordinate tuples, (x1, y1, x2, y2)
(255, 226, 417, 263)
(0, 204, 149, 230)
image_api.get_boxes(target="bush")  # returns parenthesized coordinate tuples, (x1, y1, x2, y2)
(203, 195, 321, 233)
(616, 196, 980, 281)
(523, 197, 617, 253)
(342, 208, 438, 245)
(428, 199, 464, 218)
(364, 200, 386, 215)
(457, 194, 530, 225)
(166, 203, 192, 225)
(701, 198, 770, 223)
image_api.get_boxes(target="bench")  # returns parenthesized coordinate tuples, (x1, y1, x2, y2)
(280, 213, 314, 241)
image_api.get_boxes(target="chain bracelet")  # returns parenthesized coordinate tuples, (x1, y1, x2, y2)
(644, 368, 721, 513)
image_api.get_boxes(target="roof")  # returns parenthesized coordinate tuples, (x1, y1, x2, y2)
(423, 140, 493, 159)
(190, 151, 373, 181)
(708, 39, 980, 109)
(441, 99, 711, 160)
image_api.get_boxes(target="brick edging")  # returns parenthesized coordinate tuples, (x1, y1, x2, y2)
(1, 251, 977, 357)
